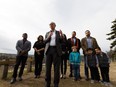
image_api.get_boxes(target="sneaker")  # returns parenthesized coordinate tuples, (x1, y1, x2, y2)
(63, 74, 66, 79)
(107, 82, 112, 87)
(60, 74, 63, 79)
(100, 80, 104, 85)
(35, 75, 38, 78)
(91, 80, 94, 84)
(104, 82, 108, 86)
(35, 75, 40, 78)
(18, 77, 23, 81)
(10, 78, 16, 84)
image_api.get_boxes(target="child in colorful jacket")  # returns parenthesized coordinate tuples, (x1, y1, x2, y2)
(69, 46, 81, 81)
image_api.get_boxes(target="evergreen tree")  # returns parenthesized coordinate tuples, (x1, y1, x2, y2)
(107, 19, 116, 48)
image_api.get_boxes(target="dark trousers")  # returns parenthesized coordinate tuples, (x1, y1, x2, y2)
(84, 55, 89, 79)
(12, 56, 28, 78)
(100, 67, 110, 82)
(73, 64, 80, 80)
(34, 55, 43, 76)
(45, 46, 61, 87)
(89, 67, 100, 81)
(61, 54, 67, 75)
(69, 64, 73, 76)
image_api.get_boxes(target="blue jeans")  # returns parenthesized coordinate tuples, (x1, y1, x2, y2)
(72, 64, 80, 80)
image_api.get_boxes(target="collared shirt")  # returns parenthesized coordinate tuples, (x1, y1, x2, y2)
(73, 38, 76, 45)
(86, 37, 92, 48)
(50, 30, 56, 46)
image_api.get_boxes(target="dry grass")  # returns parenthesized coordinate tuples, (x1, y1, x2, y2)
(0, 62, 116, 87)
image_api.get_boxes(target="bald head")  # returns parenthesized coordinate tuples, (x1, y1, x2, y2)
(85, 30, 91, 37)
(49, 22, 56, 31)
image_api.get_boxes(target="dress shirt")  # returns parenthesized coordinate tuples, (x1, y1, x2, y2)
(86, 37, 92, 48)
(73, 38, 76, 45)
(50, 30, 56, 46)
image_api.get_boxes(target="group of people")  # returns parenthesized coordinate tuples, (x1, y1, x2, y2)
(10, 22, 111, 87)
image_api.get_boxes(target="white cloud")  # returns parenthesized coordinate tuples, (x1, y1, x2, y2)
(0, 0, 116, 54)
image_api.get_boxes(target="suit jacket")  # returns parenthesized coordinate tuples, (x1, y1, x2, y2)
(81, 37, 99, 54)
(16, 39, 31, 56)
(68, 37, 81, 53)
(44, 30, 63, 56)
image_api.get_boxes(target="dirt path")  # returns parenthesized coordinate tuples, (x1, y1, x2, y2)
(0, 63, 116, 87)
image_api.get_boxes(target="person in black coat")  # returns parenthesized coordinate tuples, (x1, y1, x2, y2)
(60, 34, 68, 79)
(33, 35, 45, 78)
(44, 22, 64, 87)
(95, 47, 111, 86)
(86, 48, 100, 83)
(67, 31, 81, 78)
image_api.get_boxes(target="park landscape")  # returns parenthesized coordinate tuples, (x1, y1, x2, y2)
(0, 56, 116, 87)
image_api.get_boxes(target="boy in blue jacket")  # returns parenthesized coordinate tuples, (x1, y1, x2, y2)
(69, 46, 81, 81)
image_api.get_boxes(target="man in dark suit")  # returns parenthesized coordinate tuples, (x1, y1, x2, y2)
(44, 22, 63, 87)
(81, 30, 99, 80)
(68, 31, 81, 77)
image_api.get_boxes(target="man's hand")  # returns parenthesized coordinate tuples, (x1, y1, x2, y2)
(37, 51, 40, 55)
(59, 30, 63, 36)
(19, 50, 27, 56)
(48, 31, 53, 38)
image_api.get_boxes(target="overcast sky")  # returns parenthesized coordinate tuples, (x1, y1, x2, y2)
(0, 0, 116, 54)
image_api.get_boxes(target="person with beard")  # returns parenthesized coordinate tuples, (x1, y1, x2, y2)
(81, 30, 99, 80)
(68, 31, 81, 78)
(10, 33, 31, 84)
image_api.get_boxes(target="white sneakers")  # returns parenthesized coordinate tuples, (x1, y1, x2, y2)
(104, 82, 112, 87)
(60, 74, 66, 79)
(60, 74, 63, 79)
(63, 74, 66, 79)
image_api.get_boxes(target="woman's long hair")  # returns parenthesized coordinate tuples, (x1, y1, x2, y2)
(37, 35, 44, 42)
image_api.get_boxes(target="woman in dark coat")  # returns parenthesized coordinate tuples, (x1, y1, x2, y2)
(33, 35, 45, 78)
(60, 34, 68, 79)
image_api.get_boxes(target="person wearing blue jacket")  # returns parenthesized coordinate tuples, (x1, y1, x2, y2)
(69, 46, 81, 81)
